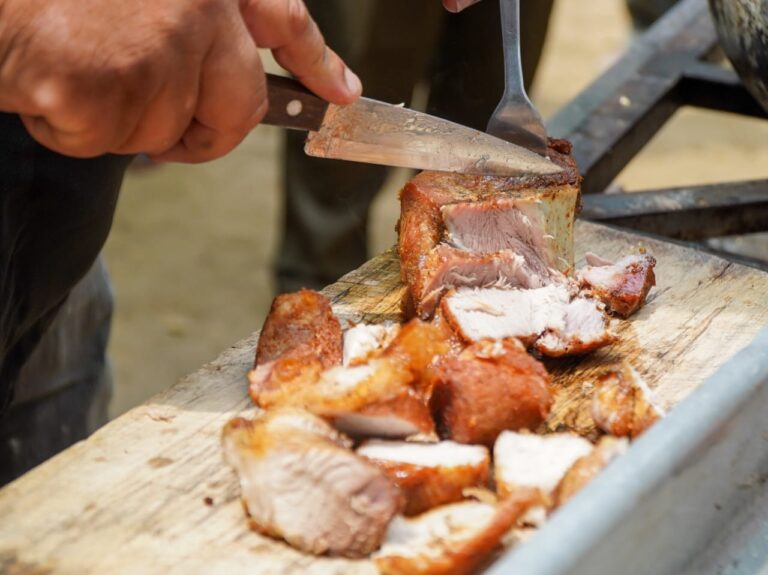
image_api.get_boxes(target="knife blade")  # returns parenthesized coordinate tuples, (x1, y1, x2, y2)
(262, 73, 561, 177)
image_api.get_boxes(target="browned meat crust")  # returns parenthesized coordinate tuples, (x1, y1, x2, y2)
(591, 363, 663, 438)
(579, 253, 657, 317)
(254, 289, 342, 367)
(426, 339, 553, 447)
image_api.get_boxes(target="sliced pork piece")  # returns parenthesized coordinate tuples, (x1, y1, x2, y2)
(427, 339, 553, 447)
(249, 289, 342, 403)
(533, 296, 617, 357)
(343, 322, 400, 366)
(221, 409, 400, 557)
(442, 285, 571, 345)
(579, 253, 657, 317)
(254, 289, 342, 367)
(493, 431, 594, 526)
(253, 320, 449, 439)
(397, 139, 581, 319)
(554, 436, 629, 507)
(358, 440, 490, 516)
(373, 489, 544, 575)
(592, 363, 664, 438)
(442, 286, 615, 357)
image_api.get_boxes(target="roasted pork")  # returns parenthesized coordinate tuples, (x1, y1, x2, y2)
(427, 339, 553, 447)
(579, 253, 657, 317)
(373, 489, 544, 575)
(493, 431, 594, 526)
(442, 286, 615, 357)
(591, 363, 664, 438)
(251, 320, 450, 439)
(249, 289, 342, 403)
(554, 436, 629, 507)
(221, 409, 400, 557)
(358, 440, 490, 516)
(398, 139, 581, 318)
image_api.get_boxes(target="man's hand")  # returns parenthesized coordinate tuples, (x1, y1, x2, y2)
(0, 0, 361, 162)
(442, 0, 482, 12)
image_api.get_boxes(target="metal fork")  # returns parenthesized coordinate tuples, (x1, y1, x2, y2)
(486, 0, 548, 155)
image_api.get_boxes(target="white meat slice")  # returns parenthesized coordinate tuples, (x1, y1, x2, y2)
(343, 322, 400, 366)
(493, 431, 594, 526)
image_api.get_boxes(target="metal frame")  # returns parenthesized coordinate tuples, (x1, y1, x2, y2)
(547, 0, 768, 256)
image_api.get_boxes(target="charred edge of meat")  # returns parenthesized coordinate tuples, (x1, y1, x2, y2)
(579, 254, 657, 318)
(254, 288, 343, 368)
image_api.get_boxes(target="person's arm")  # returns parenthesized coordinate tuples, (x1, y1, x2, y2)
(0, 0, 361, 162)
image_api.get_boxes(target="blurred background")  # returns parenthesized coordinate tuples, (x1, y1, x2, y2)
(105, 0, 768, 417)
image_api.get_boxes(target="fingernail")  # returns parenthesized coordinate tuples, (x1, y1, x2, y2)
(344, 67, 362, 97)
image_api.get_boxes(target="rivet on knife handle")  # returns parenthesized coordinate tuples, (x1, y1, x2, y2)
(262, 73, 329, 132)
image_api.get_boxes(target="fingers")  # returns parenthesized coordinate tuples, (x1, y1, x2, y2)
(443, 0, 483, 13)
(151, 13, 267, 163)
(242, 0, 361, 104)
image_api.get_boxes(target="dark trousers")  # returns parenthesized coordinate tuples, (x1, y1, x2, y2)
(276, 0, 554, 293)
(0, 113, 129, 484)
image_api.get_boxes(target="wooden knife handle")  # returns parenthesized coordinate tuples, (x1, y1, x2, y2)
(262, 73, 329, 131)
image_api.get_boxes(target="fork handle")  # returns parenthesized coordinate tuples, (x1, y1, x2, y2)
(499, 0, 527, 97)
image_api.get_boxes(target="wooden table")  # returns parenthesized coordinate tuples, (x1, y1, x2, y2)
(2, 221, 768, 575)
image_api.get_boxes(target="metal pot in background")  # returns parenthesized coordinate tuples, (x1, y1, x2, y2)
(709, 0, 768, 113)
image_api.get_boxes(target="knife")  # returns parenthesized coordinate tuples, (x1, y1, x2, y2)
(261, 73, 561, 177)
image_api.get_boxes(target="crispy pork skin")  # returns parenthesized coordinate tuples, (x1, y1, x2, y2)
(252, 320, 449, 439)
(427, 339, 553, 447)
(554, 436, 629, 507)
(373, 489, 544, 575)
(398, 139, 581, 318)
(591, 363, 664, 439)
(249, 289, 342, 404)
(221, 409, 400, 557)
(442, 286, 615, 357)
(358, 440, 490, 516)
(579, 253, 657, 317)
(493, 431, 594, 526)
(254, 289, 342, 367)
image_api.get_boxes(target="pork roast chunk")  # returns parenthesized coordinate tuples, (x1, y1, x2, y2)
(358, 440, 490, 516)
(554, 436, 629, 507)
(398, 139, 581, 318)
(373, 489, 544, 575)
(579, 253, 657, 317)
(427, 339, 553, 447)
(221, 409, 400, 557)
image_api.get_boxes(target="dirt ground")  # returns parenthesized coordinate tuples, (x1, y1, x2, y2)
(105, 0, 768, 417)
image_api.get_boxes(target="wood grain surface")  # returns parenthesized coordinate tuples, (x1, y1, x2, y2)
(2, 221, 768, 575)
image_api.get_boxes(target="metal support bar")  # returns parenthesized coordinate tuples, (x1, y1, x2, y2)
(580, 180, 768, 240)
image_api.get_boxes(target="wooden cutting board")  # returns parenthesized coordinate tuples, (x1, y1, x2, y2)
(2, 221, 768, 575)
